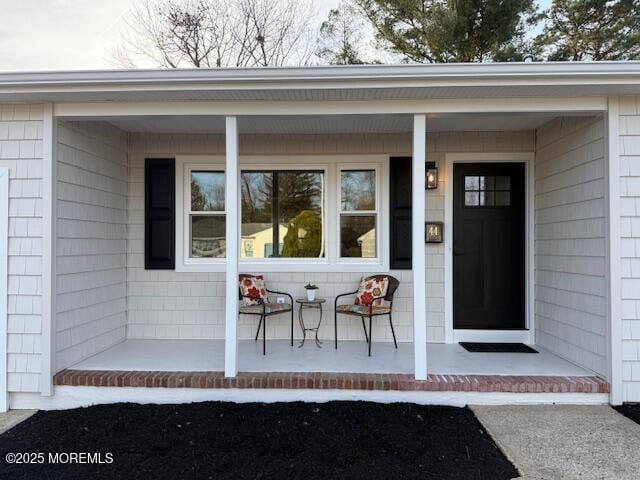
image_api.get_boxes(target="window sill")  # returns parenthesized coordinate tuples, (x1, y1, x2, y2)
(175, 261, 226, 273)
(175, 260, 388, 273)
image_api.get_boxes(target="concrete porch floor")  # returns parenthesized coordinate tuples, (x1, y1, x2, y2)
(71, 339, 595, 377)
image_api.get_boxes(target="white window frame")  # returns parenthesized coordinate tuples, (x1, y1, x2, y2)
(239, 163, 329, 266)
(176, 155, 389, 272)
(187, 165, 227, 261)
(337, 163, 385, 267)
(176, 156, 226, 272)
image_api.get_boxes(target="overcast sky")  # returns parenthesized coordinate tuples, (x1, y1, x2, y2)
(0, 0, 549, 71)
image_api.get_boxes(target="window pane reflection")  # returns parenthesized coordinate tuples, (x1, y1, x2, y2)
(241, 171, 324, 258)
(191, 171, 225, 211)
(340, 215, 376, 258)
(191, 215, 226, 258)
(464, 174, 511, 207)
(341, 170, 376, 211)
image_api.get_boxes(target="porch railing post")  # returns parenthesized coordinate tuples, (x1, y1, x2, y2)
(412, 114, 428, 380)
(224, 116, 239, 377)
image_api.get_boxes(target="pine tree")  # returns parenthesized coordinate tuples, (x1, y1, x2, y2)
(535, 0, 640, 61)
(354, 0, 536, 62)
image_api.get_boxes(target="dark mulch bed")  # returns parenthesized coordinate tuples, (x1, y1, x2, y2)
(614, 403, 640, 426)
(0, 401, 518, 480)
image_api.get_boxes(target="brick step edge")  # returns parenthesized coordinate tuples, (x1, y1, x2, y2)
(54, 370, 609, 394)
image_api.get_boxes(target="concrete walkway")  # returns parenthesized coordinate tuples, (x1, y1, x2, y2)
(0, 410, 36, 435)
(472, 405, 640, 480)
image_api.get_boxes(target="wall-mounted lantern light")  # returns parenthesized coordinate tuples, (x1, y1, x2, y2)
(425, 161, 438, 189)
(425, 222, 443, 243)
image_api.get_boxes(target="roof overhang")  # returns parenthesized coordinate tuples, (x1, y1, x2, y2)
(1, 62, 640, 103)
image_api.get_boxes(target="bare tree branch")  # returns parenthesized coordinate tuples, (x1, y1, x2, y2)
(108, 0, 315, 68)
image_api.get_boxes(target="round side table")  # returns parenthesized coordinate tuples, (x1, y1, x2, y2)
(295, 298, 326, 348)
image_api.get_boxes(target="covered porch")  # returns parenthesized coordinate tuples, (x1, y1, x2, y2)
(63, 339, 594, 377)
(53, 340, 607, 397)
(50, 101, 611, 399)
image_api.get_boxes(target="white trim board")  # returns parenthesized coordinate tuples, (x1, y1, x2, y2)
(443, 152, 535, 345)
(0, 168, 8, 412)
(53, 97, 608, 118)
(10, 387, 609, 411)
(41, 104, 56, 396)
(606, 98, 623, 406)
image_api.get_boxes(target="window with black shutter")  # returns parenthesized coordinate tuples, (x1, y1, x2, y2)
(389, 157, 412, 269)
(145, 158, 175, 269)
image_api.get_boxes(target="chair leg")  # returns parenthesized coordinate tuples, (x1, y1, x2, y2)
(389, 313, 398, 349)
(290, 309, 294, 347)
(334, 311, 338, 349)
(255, 315, 263, 342)
(360, 316, 369, 343)
(368, 314, 372, 357)
(263, 316, 266, 355)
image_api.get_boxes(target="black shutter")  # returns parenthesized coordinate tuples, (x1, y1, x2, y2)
(390, 157, 412, 269)
(145, 158, 175, 269)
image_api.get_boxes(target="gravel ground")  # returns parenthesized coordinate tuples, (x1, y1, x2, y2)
(0, 410, 35, 435)
(472, 405, 640, 480)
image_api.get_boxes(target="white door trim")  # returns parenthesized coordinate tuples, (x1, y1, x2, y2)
(0, 167, 8, 412)
(444, 152, 535, 345)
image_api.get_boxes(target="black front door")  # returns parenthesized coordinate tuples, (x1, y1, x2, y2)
(453, 163, 525, 330)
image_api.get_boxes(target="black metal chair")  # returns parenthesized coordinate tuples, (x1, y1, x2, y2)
(238, 274, 294, 355)
(334, 275, 400, 356)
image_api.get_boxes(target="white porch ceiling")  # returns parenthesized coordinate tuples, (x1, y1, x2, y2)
(98, 113, 562, 134)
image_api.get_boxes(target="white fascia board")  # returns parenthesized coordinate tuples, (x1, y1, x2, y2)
(1, 61, 640, 85)
(1, 62, 639, 97)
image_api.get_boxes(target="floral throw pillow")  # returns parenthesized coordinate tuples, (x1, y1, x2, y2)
(354, 276, 389, 307)
(239, 275, 269, 305)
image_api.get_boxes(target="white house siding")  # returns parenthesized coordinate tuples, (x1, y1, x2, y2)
(127, 130, 534, 343)
(619, 96, 640, 402)
(0, 104, 44, 393)
(55, 121, 128, 370)
(534, 116, 608, 377)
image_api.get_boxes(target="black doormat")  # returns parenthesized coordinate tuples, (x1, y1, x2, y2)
(614, 404, 640, 426)
(460, 342, 538, 353)
(0, 401, 518, 480)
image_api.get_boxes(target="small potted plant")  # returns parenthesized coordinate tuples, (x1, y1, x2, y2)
(304, 283, 319, 301)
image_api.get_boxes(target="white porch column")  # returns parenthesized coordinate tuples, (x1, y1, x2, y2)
(224, 116, 239, 377)
(412, 114, 427, 380)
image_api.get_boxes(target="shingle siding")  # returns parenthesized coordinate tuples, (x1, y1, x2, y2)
(55, 121, 128, 370)
(127, 131, 534, 343)
(619, 96, 640, 402)
(534, 116, 608, 377)
(1, 104, 44, 393)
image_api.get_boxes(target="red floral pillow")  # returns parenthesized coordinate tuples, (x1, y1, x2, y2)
(354, 276, 389, 307)
(239, 275, 269, 305)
